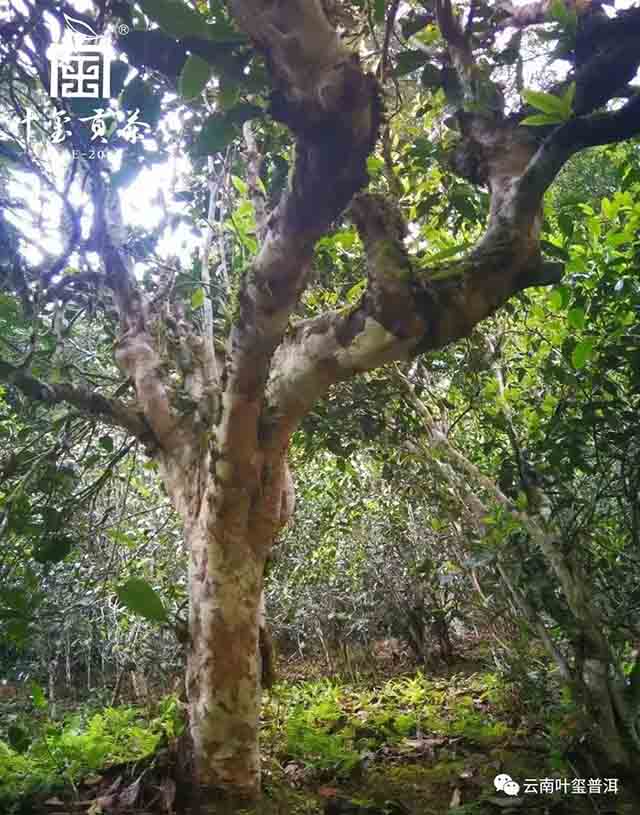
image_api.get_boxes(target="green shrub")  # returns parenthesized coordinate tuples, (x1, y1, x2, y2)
(0, 696, 184, 812)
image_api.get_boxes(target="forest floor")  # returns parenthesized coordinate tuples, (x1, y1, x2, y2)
(0, 655, 630, 815)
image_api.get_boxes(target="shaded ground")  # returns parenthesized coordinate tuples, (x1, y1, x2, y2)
(0, 659, 632, 815)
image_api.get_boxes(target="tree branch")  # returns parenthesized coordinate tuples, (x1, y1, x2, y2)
(514, 94, 640, 220)
(498, 0, 592, 29)
(223, 0, 637, 484)
(217, 0, 381, 478)
(0, 359, 154, 443)
(435, 0, 476, 105)
(266, 184, 559, 435)
(99, 182, 179, 452)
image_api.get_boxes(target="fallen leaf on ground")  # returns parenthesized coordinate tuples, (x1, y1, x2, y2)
(119, 778, 141, 807)
(160, 777, 176, 813)
(318, 786, 339, 798)
(449, 787, 462, 808)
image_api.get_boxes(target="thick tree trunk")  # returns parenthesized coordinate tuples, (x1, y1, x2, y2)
(186, 515, 267, 799)
(157, 443, 293, 801)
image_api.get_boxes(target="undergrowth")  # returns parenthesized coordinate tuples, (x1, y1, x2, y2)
(0, 668, 582, 813)
(262, 670, 559, 779)
(0, 696, 183, 812)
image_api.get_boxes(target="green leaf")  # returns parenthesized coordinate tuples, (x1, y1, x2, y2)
(203, 16, 247, 43)
(561, 82, 575, 118)
(121, 77, 162, 128)
(521, 112, 564, 127)
(450, 187, 477, 220)
(345, 279, 367, 303)
(522, 88, 566, 116)
(567, 307, 585, 330)
(196, 115, 237, 154)
(195, 103, 262, 155)
(374, 0, 386, 23)
(548, 0, 577, 34)
(227, 101, 263, 124)
(33, 534, 73, 564)
(541, 239, 569, 260)
(179, 54, 214, 99)
(191, 287, 206, 308)
(572, 339, 594, 369)
(401, 13, 429, 38)
(5, 619, 29, 643)
(8, 724, 31, 753)
(606, 231, 630, 248)
(549, 289, 564, 311)
(427, 242, 471, 262)
(367, 155, 384, 176)
(218, 79, 240, 110)
(99, 435, 114, 452)
(549, 0, 569, 25)
(600, 196, 619, 220)
(420, 63, 441, 89)
(115, 578, 168, 623)
(557, 211, 574, 237)
(31, 682, 47, 709)
(140, 0, 206, 38)
(42, 507, 63, 531)
(231, 175, 248, 195)
(395, 50, 427, 77)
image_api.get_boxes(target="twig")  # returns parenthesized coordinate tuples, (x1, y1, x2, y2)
(242, 120, 268, 243)
(378, 0, 401, 82)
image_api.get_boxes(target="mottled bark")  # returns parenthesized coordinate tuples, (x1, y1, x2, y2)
(156, 441, 293, 798)
(186, 515, 265, 797)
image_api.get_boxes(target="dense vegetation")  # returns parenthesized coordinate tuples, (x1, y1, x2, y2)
(1, 0, 640, 811)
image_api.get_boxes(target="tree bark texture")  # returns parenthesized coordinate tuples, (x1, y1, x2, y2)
(186, 517, 265, 796)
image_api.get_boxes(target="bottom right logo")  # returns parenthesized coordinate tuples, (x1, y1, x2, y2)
(493, 774, 521, 796)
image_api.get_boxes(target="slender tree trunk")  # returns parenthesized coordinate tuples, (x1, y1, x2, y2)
(48, 654, 58, 720)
